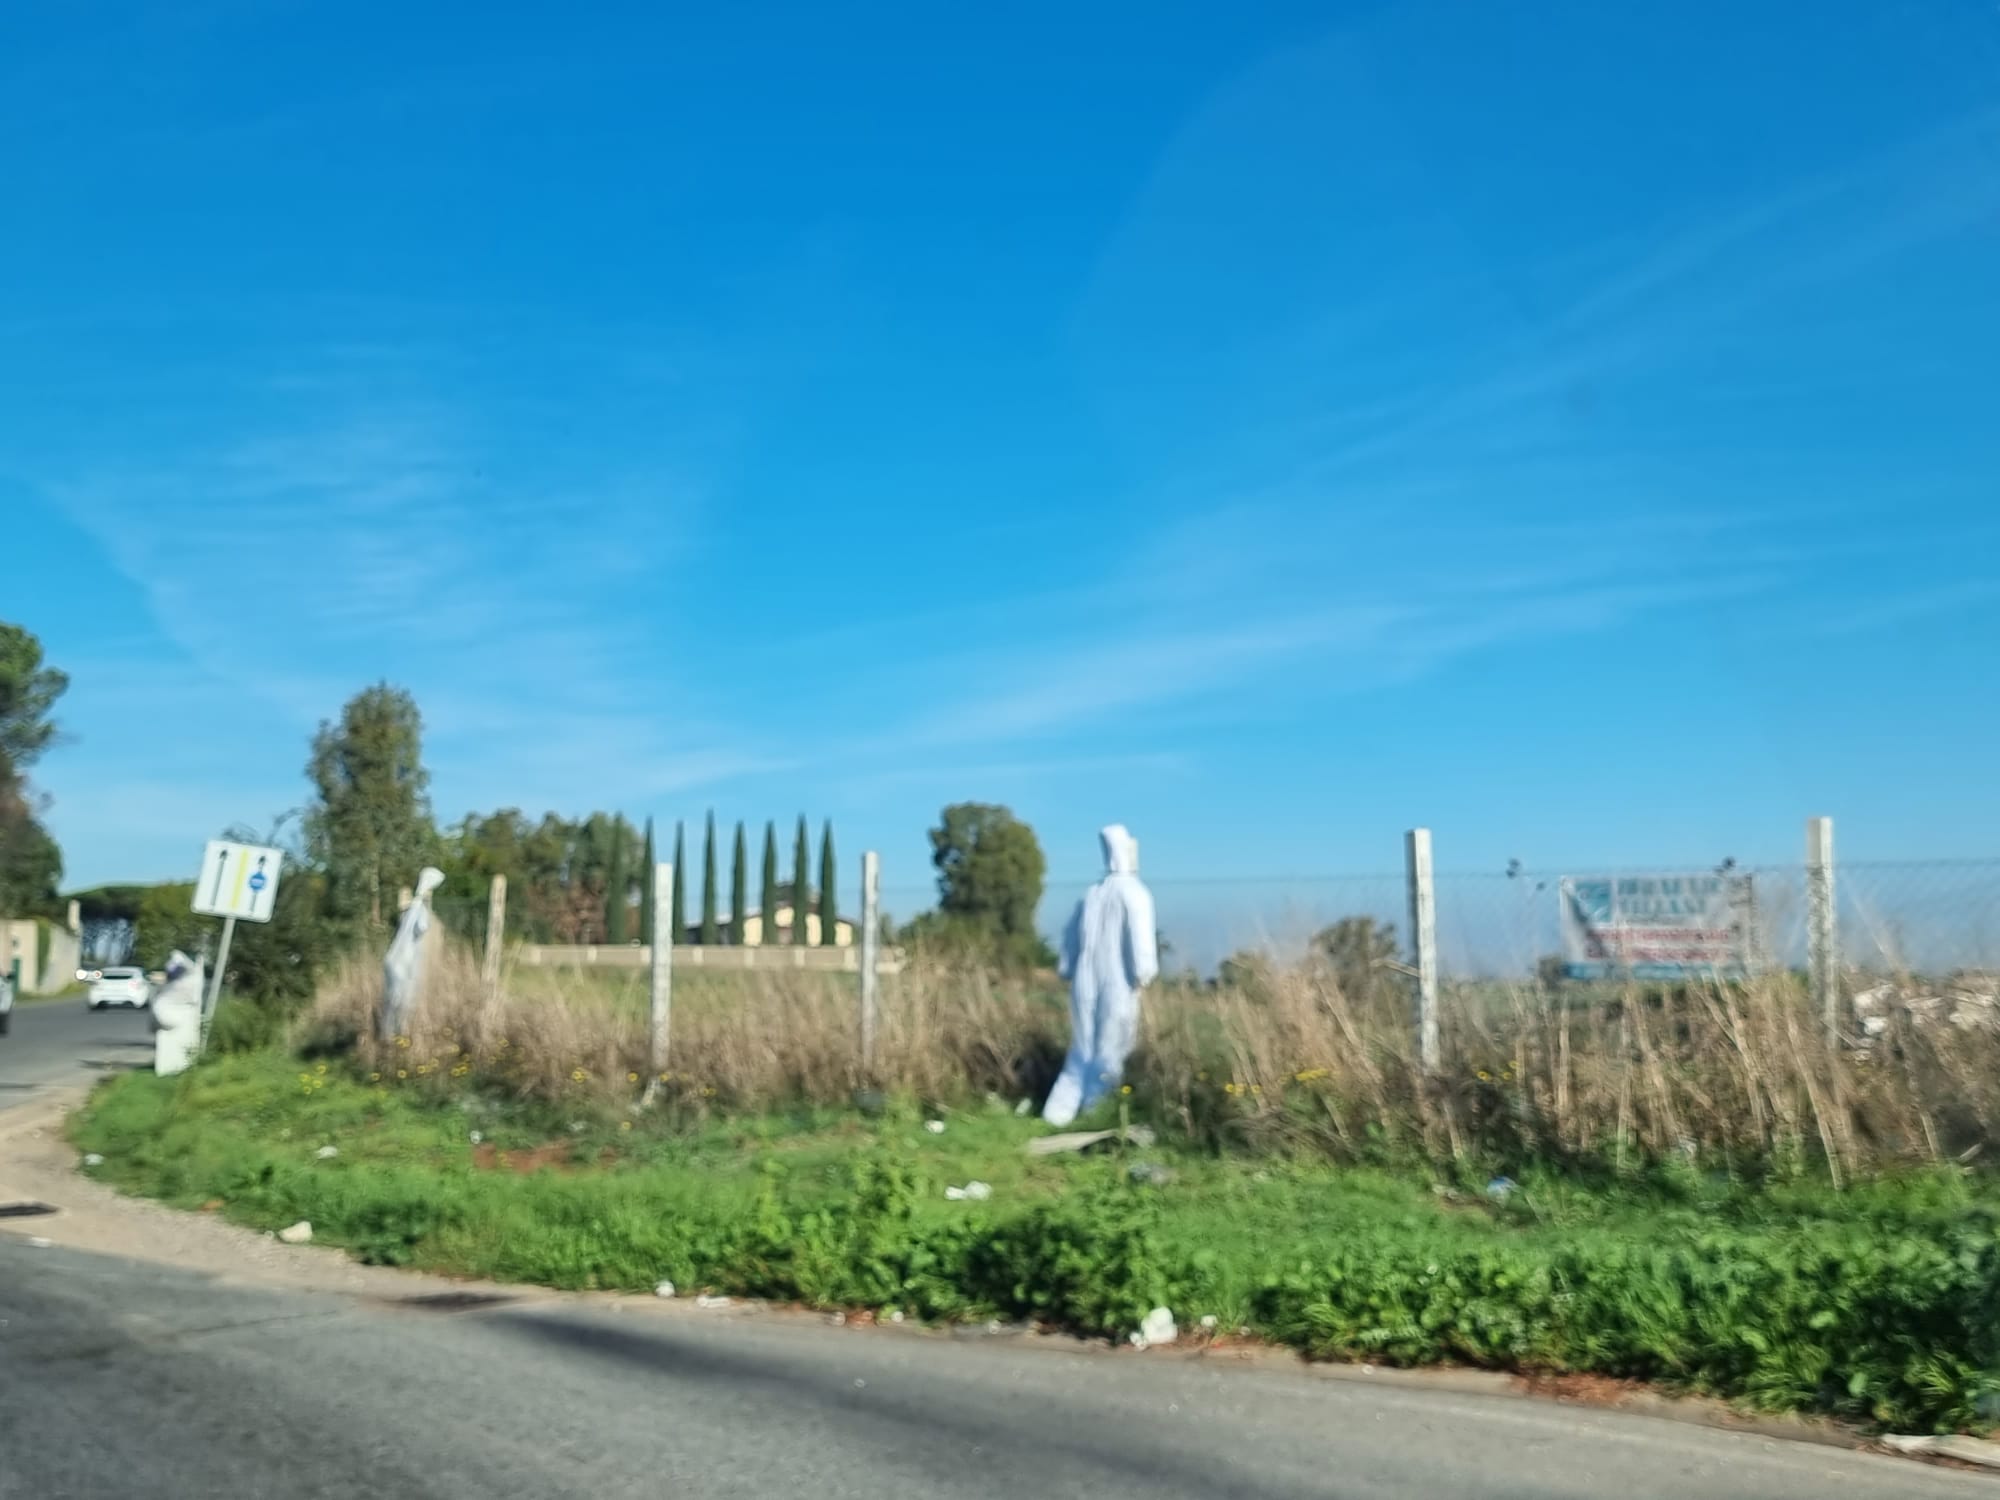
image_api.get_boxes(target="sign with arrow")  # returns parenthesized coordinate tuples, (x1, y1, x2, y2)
(192, 840, 285, 923)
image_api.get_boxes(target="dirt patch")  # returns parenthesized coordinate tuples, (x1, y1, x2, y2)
(472, 1140, 571, 1173)
(1515, 1370, 1648, 1407)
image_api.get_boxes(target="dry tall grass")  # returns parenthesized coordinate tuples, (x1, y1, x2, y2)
(310, 942, 1066, 1112)
(308, 938, 2000, 1173)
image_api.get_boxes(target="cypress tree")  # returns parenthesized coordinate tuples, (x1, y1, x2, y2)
(817, 821, 837, 948)
(604, 820, 629, 944)
(793, 816, 811, 947)
(671, 821, 687, 946)
(700, 810, 719, 945)
(639, 817, 656, 945)
(760, 822, 779, 947)
(730, 822, 748, 947)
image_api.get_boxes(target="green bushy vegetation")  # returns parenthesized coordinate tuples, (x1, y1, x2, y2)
(73, 1051, 2000, 1433)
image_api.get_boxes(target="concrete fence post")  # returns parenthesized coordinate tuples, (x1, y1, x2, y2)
(1807, 816, 1838, 1044)
(859, 851, 881, 1071)
(1406, 828, 1440, 1075)
(648, 863, 674, 1088)
(482, 874, 507, 993)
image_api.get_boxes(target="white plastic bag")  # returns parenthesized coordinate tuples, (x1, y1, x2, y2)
(150, 950, 206, 1076)
(380, 867, 445, 1041)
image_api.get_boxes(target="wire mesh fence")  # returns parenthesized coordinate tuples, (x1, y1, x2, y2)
(429, 851, 2000, 996)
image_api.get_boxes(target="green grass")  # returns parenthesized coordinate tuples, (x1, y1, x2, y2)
(71, 1050, 2000, 1433)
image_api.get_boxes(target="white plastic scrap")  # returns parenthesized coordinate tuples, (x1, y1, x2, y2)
(1129, 1306, 1177, 1349)
(944, 1180, 993, 1202)
(81, 1153, 104, 1168)
(654, 1280, 676, 1299)
(695, 1294, 731, 1309)
(277, 1221, 313, 1245)
(315, 1145, 339, 1160)
(924, 1119, 946, 1135)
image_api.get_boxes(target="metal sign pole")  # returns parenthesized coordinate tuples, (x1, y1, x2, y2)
(201, 915, 236, 1055)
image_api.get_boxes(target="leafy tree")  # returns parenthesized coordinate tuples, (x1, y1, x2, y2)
(305, 684, 436, 929)
(1312, 915, 1399, 1006)
(760, 822, 778, 945)
(818, 821, 837, 947)
(0, 796, 61, 919)
(700, 811, 719, 945)
(793, 816, 811, 946)
(914, 802, 1048, 966)
(671, 821, 687, 946)
(604, 820, 630, 943)
(0, 622, 67, 776)
(0, 622, 68, 920)
(730, 822, 747, 946)
(640, 818, 657, 945)
(133, 881, 207, 969)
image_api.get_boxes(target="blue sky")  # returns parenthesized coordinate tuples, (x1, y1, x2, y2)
(5, 1, 1998, 948)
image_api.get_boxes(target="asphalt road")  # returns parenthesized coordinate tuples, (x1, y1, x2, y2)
(0, 1238, 1985, 1500)
(0, 1000, 152, 1113)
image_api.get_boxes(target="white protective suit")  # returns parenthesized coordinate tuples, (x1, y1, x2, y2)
(150, 950, 206, 1076)
(379, 867, 445, 1041)
(1042, 825, 1159, 1127)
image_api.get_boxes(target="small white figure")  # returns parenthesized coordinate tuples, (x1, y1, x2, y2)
(380, 866, 445, 1041)
(1042, 825, 1158, 1127)
(150, 950, 206, 1076)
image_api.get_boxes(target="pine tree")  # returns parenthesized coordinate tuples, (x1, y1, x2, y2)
(817, 821, 837, 948)
(604, 820, 629, 943)
(730, 822, 748, 948)
(759, 822, 778, 947)
(639, 817, 656, 945)
(700, 811, 719, 945)
(793, 816, 811, 947)
(671, 821, 687, 947)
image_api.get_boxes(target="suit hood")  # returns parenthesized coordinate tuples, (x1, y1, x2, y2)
(1100, 824, 1139, 875)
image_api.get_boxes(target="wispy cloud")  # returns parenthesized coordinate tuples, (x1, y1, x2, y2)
(42, 377, 772, 819)
(1814, 580, 2000, 638)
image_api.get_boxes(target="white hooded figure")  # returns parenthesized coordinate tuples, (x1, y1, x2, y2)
(150, 950, 206, 1076)
(1042, 825, 1159, 1127)
(380, 866, 446, 1041)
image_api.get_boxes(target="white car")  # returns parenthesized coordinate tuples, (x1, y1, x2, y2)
(88, 966, 152, 1010)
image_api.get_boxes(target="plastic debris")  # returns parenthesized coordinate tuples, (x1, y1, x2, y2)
(828, 1311, 846, 1326)
(1129, 1307, 1177, 1349)
(924, 1119, 946, 1135)
(81, 1153, 104, 1168)
(277, 1221, 314, 1245)
(1027, 1125, 1156, 1157)
(654, 1280, 676, 1299)
(1485, 1176, 1517, 1202)
(469, 1130, 483, 1145)
(944, 1180, 993, 1202)
(315, 1145, 339, 1160)
(695, 1294, 731, 1309)
(1198, 1314, 1218, 1330)
(888, 1310, 904, 1323)
(1014, 1098, 1032, 1117)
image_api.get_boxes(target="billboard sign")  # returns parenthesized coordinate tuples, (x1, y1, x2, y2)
(1560, 873, 1750, 980)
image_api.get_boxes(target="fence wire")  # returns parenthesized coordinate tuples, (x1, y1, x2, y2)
(430, 859, 2000, 988)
